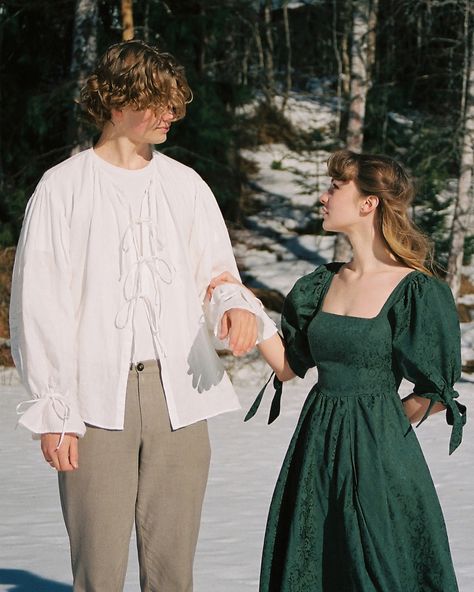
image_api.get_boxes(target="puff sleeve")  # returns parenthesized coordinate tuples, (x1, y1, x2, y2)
(281, 266, 333, 378)
(390, 274, 466, 454)
(245, 265, 334, 424)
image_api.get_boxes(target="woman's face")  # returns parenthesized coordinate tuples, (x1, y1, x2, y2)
(319, 178, 364, 233)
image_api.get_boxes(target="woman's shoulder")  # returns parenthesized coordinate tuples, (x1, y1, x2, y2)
(290, 262, 340, 292)
(391, 269, 456, 312)
(286, 262, 342, 313)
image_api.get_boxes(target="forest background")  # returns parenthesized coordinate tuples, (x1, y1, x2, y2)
(0, 0, 473, 368)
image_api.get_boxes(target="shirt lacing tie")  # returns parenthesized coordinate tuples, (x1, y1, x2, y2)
(115, 211, 174, 358)
(16, 394, 70, 449)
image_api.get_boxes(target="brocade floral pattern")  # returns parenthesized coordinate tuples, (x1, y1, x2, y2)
(256, 263, 465, 592)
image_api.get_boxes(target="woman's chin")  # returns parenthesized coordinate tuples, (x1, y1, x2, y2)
(323, 219, 348, 234)
(322, 220, 337, 232)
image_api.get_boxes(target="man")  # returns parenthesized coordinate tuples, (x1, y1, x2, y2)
(10, 40, 275, 592)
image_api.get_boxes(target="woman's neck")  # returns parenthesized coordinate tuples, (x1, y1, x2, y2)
(344, 226, 401, 274)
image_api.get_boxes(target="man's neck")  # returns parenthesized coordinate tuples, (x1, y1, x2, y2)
(94, 128, 153, 170)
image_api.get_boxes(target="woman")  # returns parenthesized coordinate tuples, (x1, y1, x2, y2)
(209, 149, 466, 591)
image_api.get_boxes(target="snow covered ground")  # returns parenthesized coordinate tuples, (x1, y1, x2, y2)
(0, 367, 473, 592)
(1, 88, 473, 591)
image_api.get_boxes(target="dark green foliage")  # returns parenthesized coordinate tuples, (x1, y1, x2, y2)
(365, 107, 457, 268)
(0, 0, 260, 240)
(164, 79, 242, 210)
(143, 1, 258, 215)
(0, 0, 471, 262)
(363, 0, 470, 269)
(238, 102, 304, 150)
(1, 1, 76, 242)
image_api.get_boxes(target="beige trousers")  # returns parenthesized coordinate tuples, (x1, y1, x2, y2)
(58, 361, 211, 592)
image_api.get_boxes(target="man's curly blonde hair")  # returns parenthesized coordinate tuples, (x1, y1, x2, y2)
(80, 40, 192, 128)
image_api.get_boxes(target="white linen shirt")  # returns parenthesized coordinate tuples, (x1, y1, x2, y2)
(10, 148, 277, 438)
(89, 150, 157, 362)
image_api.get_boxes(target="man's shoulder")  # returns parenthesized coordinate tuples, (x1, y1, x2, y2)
(152, 150, 203, 186)
(41, 149, 92, 186)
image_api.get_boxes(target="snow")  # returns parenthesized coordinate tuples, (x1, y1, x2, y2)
(461, 322, 474, 365)
(1, 86, 473, 591)
(388, 111, 415, 128)
(1, 367, 473, 591)
(241, 143, 330, 208)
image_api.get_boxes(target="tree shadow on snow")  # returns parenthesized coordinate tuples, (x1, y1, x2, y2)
(0, 569, 72, 591)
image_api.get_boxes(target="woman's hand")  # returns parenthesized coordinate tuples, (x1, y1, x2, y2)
(41, 433, 79, 471)
(220, 308, 258, 356)
(206, 271, 241, 301)
(402, 395, 446, 423)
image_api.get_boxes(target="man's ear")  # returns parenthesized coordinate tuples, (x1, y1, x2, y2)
(110, 109, 123, 124)
(360, 194, 379, 214)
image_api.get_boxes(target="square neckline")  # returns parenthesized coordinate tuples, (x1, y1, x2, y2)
(318, 266, 419, 321)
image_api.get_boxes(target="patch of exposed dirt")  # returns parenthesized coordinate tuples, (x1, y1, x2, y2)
(0, 248, 14, 340)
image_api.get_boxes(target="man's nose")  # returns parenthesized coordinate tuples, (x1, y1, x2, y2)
(319, 191, 328, 204)
(163, 107, 176, 121)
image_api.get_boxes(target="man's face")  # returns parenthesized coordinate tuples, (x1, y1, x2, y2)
(113, 105, 176, 145)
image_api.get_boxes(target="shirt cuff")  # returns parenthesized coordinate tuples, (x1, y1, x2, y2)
(16, 391, 87, 439)
(205, 283, 277, 348)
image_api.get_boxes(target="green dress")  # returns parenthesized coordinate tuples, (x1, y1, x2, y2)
(249, 263, 466, 592)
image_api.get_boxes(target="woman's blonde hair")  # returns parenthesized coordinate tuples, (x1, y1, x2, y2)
(80, 40, 192, 128)
(327, 149, 433, 274)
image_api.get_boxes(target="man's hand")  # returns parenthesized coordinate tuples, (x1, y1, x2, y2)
(41, 433, 79, 471)
(207, 271, 258, 355)
(220, 308, 258, 356)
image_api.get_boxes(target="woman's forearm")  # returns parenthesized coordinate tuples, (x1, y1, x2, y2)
(402, 394, 446, 424)
(257, 333, 296, 382)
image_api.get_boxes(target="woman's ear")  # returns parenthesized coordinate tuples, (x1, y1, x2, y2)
(360, 195, 379, 214)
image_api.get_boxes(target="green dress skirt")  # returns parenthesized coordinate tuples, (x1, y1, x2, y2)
(250, 263, 466, 592)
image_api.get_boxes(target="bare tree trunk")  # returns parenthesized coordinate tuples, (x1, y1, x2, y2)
(334, 0, 377, 262)
(0, 3, 5, 192)
(341, 1, 351, 97)
(143, 0, 150, 42)
(460, 0, 471, 122)
(447, 8, 474, 302)
(367, 0, 378, 74)
(346, 0, 372, 152)
(241, 37, 251, 86)
(197, 2, 207, 75)
(122, 0, 134, 41)
(254, 20, 265, 75)
(281, 1, 292, 112)
(69, 0, 98, 155)
(332, 0, 344, 138)
(262, 0, 275, 107)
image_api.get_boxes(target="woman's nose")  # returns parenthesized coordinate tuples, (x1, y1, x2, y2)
(320, 191, 328, 204)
